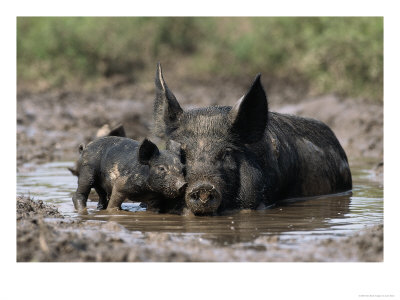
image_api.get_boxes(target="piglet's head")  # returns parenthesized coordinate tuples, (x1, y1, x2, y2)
(138, 138, 186, 198)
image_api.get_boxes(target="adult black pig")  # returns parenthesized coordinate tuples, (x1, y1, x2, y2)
(72, 136, 186, 213)
(153, 63, 352, 215)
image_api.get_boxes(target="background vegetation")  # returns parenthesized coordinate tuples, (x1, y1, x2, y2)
(17, 17, 383, 101)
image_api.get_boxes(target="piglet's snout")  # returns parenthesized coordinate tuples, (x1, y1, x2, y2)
(175, 179, 187, 194)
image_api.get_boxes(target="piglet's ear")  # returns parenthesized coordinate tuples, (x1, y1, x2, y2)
(229, 74, 268, 144)
(166, 139, 182, 157)
(138, 138, 160, 165)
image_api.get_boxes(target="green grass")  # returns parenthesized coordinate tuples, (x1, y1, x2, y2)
(17, 17, 383, 101)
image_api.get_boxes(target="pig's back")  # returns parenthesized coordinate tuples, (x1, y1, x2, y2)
(261, 112, 352, 199)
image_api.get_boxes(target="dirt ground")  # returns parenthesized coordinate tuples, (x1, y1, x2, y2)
(16, 78, 383, 262)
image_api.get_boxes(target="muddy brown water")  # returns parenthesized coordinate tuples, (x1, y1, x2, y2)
(17, 160, 383, 247)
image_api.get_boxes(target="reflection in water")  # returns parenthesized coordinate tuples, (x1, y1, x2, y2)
(82, 191, 353, 245)
(17, 161, 383, 246)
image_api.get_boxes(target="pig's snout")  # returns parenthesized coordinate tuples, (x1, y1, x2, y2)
(189, 185, 216, 203)
(186, 182, 221, 214)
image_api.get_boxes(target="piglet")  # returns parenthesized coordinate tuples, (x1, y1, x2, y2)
(72, 136, 186, 213)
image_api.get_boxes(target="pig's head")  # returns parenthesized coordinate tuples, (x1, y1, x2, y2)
(154, 63, 268, 215)
(138, 138, 187, 198)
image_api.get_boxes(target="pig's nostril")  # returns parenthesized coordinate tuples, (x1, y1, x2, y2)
(200, 192, 214, 203)
(189, 191, 199, 201)
(189, 184, 217, 204)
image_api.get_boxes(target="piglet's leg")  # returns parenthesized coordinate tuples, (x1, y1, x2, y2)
(107, 185, 125, 210)
(72, 167, 94, 213)
(95, 186, 108, 210)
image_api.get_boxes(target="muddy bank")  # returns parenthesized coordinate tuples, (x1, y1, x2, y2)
(17, 85, 153, 170)
(16, 196, 382, 262)
(17, 81, 383, 171)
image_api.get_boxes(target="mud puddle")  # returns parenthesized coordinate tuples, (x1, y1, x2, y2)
(16, 159, 383, 248)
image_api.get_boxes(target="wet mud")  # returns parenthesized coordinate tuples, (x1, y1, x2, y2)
(16, 196, 383, 262)
(16, 81, 383, 262)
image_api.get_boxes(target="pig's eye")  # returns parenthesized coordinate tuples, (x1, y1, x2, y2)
(157, 165, 166, 172)
(221, 148, 233, 160)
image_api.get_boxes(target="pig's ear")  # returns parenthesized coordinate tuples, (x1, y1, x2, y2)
(138, 139, 160, 165)
(166, 139, 182, 157)
(96, 123, 126, 138)
(153, 62, 183, 137)
(78, 143, 85, 154)
(108, 124, 126, 137)
(230, 74, 268, 144)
